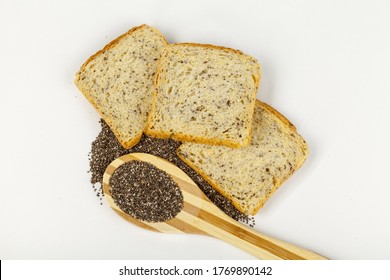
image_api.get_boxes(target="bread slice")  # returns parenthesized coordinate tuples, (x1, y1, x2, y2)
(177, 100, 308, 215)
(145, 43, 261, 148)
(75, 24, 168, 149)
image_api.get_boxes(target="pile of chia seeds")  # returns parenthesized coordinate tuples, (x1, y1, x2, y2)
(89, 119, 254, 226)
(110, 161, 183, 222)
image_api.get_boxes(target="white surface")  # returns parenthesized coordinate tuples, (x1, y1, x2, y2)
(1, 0, 389, 260)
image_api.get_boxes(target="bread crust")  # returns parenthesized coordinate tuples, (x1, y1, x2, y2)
(146, 43, 261, 148)
(75, 24, 168, 149)
(177, 100, 308, 215)
(146, 129, 250, 148)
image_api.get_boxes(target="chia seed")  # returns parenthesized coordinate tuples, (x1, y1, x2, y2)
(109, 160, 183, 222)
(89, 119, 254, 226)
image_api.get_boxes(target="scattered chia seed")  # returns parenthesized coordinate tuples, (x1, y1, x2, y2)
(89, 119, 254, 226)
(110, 160, 183, 222)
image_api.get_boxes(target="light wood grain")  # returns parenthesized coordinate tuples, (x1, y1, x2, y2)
(103, 153, 327, 260)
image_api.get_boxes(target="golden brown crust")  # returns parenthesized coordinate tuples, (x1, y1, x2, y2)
(146, 43, 260, 148)
(74, 24, 168, 149)
(171, 43, 248, 60)
(145, 129, 250, 148)
(256, 100, 295, 130)
(177, 100, 309, 215)
(122, 131, 143, 149)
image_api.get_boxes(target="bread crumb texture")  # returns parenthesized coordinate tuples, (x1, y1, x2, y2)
(75, 25, 168, 148)
(177, 101, 308, 215)
(146, 43, 260, 148)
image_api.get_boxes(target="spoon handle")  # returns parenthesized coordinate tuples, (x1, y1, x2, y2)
(187, 204, 327, 260)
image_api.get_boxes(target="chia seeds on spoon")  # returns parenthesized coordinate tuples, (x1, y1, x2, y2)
(89, 119, 254, 226)
(109, 160, 183, 222)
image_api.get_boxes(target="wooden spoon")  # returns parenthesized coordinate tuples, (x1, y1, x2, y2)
(102, 153, 326, 260)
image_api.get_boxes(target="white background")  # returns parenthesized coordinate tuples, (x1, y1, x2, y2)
(1, 0, 389, 260)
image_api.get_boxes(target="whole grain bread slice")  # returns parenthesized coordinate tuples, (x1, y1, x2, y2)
(177, 100, 308, 215)
(75, 24, 168, 148)
(145, 43, 261, 148)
